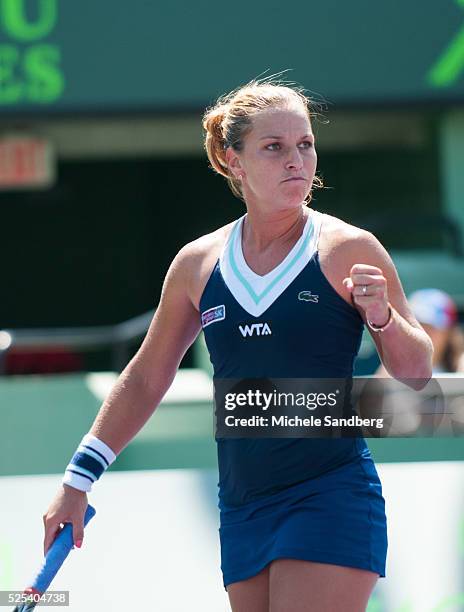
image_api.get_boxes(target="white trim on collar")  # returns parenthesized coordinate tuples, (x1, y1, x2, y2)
(219, 209, 322, 317)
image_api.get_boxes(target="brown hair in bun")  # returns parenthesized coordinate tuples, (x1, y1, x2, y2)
(202, 75, 324, 202)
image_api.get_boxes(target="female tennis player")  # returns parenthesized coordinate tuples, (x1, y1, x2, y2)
(43, 78, 433, 611)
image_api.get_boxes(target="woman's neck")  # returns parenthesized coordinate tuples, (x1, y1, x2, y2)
(242, 204, 309, 251)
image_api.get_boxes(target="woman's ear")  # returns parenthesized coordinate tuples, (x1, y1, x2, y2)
(225, 147, 243, 180)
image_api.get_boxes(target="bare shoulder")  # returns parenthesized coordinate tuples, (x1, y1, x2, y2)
(317, 212, 399, 304)
(132, 223, 234, 388)
(317, 211, 422, 327)
(319, 212, 392, 269)
(318, 212, 370, 248)
(169, 221, 234, 311)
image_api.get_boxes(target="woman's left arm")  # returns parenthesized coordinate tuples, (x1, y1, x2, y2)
(342, 231, 433, 381)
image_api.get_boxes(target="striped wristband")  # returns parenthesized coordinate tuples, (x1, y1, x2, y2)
(62, 433, 116, 492)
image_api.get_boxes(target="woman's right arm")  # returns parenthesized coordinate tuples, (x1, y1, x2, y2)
(43, 244, 203, 553)
(86, 244, 202, 454)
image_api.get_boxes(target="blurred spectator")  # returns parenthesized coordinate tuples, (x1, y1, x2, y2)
(376, 288, 464, 375)
(407, 289, 464, 374)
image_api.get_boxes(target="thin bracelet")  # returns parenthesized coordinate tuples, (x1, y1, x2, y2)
(367, 305, 393, 333)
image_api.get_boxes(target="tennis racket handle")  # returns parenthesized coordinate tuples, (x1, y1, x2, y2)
(27, 504, 96, 594)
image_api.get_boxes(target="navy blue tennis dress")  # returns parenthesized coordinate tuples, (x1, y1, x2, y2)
(199, 208, 388, 589)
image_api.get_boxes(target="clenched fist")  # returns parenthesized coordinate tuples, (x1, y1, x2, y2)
(343, 264, 391, 327)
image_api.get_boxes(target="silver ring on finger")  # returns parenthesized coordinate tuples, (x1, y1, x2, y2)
(362, 285, 368, 295)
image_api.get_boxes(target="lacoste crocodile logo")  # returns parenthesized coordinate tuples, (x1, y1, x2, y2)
(298, 291, 319, 303)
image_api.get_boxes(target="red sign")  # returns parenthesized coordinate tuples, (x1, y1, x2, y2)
(0, 136, 55, 189)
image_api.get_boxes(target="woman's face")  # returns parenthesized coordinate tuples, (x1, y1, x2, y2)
(227, 104, 317, 211)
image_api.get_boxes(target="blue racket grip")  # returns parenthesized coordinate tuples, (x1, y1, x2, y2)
(31, 504, 96, 594)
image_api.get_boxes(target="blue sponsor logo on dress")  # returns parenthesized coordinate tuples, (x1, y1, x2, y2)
(298, 291, 319, 303)
(201, 304, 226, 328)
